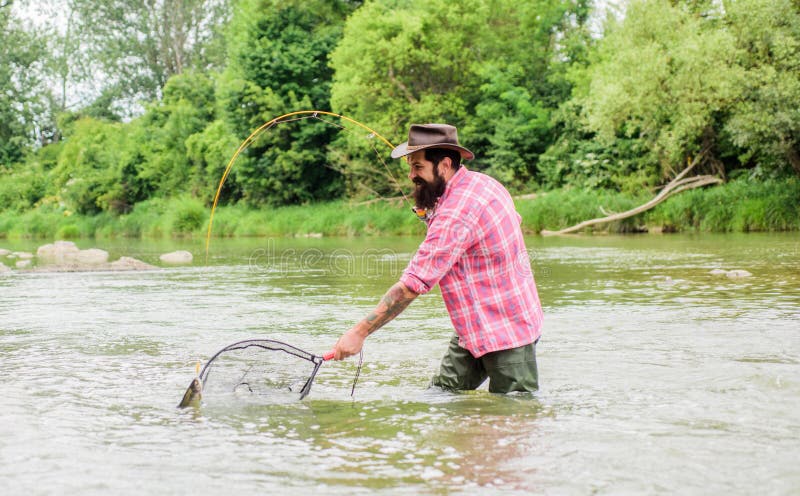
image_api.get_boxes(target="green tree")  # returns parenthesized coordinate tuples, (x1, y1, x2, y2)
(543, 0, 800, 188)
(330, 0, 590, 195)
(185, 120, 241, 201)
(724, 0, 800, 176)
(134, 70, 219, 199)
(220, 0, 357, 205)
(70, 0, 231, 113)
(51, 117, 127, 214)
(466, 0, 591, 190)
(578, 0, 744, 179)
(0, 1, 52, 165)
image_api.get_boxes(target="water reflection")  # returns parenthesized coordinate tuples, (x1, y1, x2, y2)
(1, 233, 798, 494)
(188, 392, 546, 492)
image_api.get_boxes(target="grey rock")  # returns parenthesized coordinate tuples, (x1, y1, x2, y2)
(16, 260, 32, 269)
(726, 269, 752, 278)
(76, 248, 109, 265)
(110, 257, 158, 271)
(0, 248, 11, 257)
(37, 241, 81, 263)
(159, 250, 193, 265)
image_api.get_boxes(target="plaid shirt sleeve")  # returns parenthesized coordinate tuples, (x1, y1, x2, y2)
(400, 207, 478, 295)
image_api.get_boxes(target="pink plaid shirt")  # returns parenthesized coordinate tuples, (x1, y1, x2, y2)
(400, 166, 543, 357)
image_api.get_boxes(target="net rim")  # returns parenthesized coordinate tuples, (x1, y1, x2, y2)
(199, 338, 324, 383)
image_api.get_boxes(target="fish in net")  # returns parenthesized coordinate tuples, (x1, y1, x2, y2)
(178, 338, 360, 407)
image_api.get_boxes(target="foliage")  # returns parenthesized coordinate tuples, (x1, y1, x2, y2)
(1, 0, 799, 237)
(330, 0, 589, 195)
(0, 2, 52, 165)
(646, 177, 800, 232)
(69, 0, 232, 112)
(723, 0, 800, 176)
(208, 200, 423, 237)
(185, 119, 241, 201)
(134, 70, 219, 198)
(168, 196, 207, 234)
(578, 0, 744, 177)
(515, 188, 648, 234)
(219, 0, 356, 205)
(0, 142, 58, 211)
(51, 118, 129, 214)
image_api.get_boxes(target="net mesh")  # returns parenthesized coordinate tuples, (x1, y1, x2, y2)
(198, 339, 325, 401)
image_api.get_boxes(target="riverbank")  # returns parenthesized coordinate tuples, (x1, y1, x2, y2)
(0, 178, 798, 239)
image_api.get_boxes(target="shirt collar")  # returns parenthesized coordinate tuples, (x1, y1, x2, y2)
(440, 165, 468, 204)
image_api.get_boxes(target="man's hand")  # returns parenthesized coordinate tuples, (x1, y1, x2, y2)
(331, 281, 418, 360)
(333, 326, 367, 360)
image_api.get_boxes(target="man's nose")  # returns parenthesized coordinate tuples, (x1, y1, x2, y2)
(408, 169, 415, 181)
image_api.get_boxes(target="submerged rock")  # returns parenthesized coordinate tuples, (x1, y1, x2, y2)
(708, 269, 728, 276)
(16, 260, 32, 269)
(28, 240, 158, 272)
(159, 250, 193, 265)
(0, 263, 10, 273)
(29, 256, 157, 273)
(14, 251, 34, 260)
(0, 248, 11, 257)
(37, 241, 81, 263)
(110, 257, 158, 271)
(76, 248, 109, 265)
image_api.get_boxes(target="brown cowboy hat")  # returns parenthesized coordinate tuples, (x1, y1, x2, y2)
(390, 123, 474, 160)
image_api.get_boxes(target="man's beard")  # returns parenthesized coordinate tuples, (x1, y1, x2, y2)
(413, 166, 446, 210)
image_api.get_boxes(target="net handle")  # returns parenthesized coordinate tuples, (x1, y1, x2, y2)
(322, 351, 335, 361)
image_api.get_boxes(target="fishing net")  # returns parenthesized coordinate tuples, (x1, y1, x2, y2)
(185, 338, 360, 405)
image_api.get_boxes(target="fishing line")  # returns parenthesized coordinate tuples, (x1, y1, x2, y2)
(205, 109, 402, 261)
(195, 111, 406, 403)
(312, 113, 413, 207)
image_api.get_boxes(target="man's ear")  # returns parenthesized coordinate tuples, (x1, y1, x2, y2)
(439, 156, 453, 174)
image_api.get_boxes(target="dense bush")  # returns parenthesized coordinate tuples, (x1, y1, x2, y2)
(1, 0, 798, 238)
(646, 178, 800, 232)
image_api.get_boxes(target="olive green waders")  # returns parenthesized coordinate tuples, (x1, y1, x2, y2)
(430, 334, 539, 393)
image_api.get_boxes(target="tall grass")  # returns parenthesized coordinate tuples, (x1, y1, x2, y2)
(645, 178, 800, 232)
(0, 178, 797, 239)
(516, 189, 648, 233)
(208, 201, 424, 237)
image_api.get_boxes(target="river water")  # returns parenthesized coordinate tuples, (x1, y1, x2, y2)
(1, 233, 798, 495)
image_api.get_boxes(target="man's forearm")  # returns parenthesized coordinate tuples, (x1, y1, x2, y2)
(355, 282, 418, 336)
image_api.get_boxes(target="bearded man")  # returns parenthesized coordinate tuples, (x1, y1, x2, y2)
(332, 124, 543, 393)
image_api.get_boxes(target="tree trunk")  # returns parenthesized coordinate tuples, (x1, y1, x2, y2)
(541, 151, 722, 236)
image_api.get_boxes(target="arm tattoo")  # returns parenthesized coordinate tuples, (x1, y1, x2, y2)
(362, 283, 416, 335)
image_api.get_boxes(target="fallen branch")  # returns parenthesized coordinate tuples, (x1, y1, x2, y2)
(541, 153, 721, 236)
(599, 205, 617, 216)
